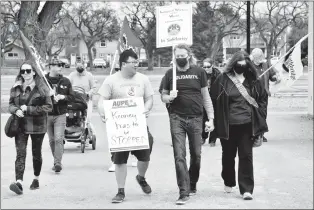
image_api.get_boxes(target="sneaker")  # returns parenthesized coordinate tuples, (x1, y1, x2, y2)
(189, 183, 197, 196)
(108, 164, 115, 172)
(131, 161, 137, 167)
(9, 182, 23, 195)
(54, 164, 62, 173)
(224, 185, 233, 193)
(52, 165, 55, 171)
(243, 192, 253, 200)
(209, 142, 216, 147)
(136, 175, 152, 194)
(111, 192, 125, 203)
(263, 136, 268, 142)
(176, 195, 189, 205)
(30, 179, 39, 190)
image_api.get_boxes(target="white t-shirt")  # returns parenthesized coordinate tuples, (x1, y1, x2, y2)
(98, 72, 154, 100)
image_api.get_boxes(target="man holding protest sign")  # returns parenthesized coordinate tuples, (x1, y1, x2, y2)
(161, 44, 215, 205)
(97, 49, 154, 203)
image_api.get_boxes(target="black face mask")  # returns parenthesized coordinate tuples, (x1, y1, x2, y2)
(176, 58, 188, 68)
(76, 67, 84, 73)
(233, 64, 247, 74)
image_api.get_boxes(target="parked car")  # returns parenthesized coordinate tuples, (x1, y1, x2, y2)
(93, 58, 107, 68)
(138, 59, 148, 67)
(59, 58, 70, 68)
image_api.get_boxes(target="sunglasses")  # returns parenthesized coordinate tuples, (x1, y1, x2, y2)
(20, 69, 32, 74)
(203, 66, 212, 69)
(49, 63, 62, 67)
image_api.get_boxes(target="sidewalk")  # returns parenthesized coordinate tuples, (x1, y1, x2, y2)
(1, 112, 313, 208)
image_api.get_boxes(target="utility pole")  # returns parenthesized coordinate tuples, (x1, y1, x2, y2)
(308, 1, 313, 117)
(246, 1, 250, 54)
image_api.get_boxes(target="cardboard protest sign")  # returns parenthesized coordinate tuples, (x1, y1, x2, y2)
(103, 97, 149, 152)
(156, 4, 193, 48)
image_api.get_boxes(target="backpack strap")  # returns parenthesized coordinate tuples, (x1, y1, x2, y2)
(25, 86, 38, 105)
(226, 72, 259, 108)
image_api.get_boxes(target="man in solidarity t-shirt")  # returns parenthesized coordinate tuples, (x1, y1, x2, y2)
(162, 65, 208, 117)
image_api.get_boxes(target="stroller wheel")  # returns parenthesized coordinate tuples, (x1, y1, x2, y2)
(92, 135, 96, 150)
(81, 142, 85, 153)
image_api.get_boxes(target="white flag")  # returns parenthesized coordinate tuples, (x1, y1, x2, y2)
(270, 34, 308, 93)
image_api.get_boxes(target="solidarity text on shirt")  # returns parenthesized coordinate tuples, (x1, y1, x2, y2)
(176, 75, 199, 80)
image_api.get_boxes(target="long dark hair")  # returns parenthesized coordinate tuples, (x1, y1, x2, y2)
(16, 60, 37, 83)
(224, 50, 258, 84)
(16, 60, 49, 96)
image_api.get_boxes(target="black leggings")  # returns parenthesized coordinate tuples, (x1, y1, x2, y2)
(15, 133, 45, 181)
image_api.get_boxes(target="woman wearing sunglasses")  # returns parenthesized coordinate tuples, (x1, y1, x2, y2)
(8, 60, 52, 195)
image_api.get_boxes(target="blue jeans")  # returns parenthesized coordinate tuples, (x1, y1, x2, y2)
(169, 113, 203, 196)
(47, 114, 66, 165)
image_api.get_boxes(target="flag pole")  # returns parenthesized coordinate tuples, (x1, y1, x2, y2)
(258, 33, 310, 79)
(109, 50, 118, 75)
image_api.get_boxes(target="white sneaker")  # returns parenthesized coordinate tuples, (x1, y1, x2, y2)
(224, 186, 233, 193)
(108, 164, 115, 172)
(131, 161, 137, 167)
(242, 192, 253, 200)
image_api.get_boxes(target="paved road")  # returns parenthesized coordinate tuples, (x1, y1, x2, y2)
(1, 112, 313, 208)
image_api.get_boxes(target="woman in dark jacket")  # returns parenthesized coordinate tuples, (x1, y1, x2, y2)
(8, 60, 52, 195)
(210, 51, 268, 200)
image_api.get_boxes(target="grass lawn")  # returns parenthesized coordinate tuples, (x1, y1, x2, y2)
(1, 66, 170, 76)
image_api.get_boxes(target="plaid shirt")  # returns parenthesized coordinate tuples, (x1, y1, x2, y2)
(9, 78, 52, 134)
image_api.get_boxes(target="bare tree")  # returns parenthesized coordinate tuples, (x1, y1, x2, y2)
(64, 2, 119, 69)
(192, 1, 245, 61)
(0, 1, 20, 60)
(45, 18, 74, 62)
(15, 1, 64, 59)
(122, 2, 166, 70)
(250, 1, 308, 64)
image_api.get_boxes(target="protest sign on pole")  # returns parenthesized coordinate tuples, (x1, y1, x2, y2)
(156, 3, 193, 92)
(103, 97, 149, 153)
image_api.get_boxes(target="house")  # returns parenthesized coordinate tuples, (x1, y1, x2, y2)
(222, 26, 287, 63)
(2, 40, 26, 67)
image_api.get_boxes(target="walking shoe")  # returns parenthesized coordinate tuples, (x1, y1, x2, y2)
(108, 164, 115, 172)
(209, 142, 216, 147)
(189, 183, 197, 196)
(136, 175, 152, 194)
(54, 164, 62, 173)
(243, 192, 253, 200)
(52, 165, 55, 171)
(30, 179, 39, 190)
(263, 136, 268, 142)
(9, 182, 23, 195)
(224, 185, 233, 193)
(176, 195, 189, 205)
(111, 192, 125, 203)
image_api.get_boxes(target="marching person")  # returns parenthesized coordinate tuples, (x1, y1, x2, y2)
(8, 61, 52, 195)
(250, 48, 281, 142)
(210, 50, 268, 200)
(161, 44, 215, 205)
(201, 58, 221, 146)
(97, 49, 154, 203)
(68, 62, 96, 147)
(45, 60, 74, 173)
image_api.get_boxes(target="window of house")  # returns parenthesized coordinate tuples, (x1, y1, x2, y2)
(99, 53, 105, 58)
(71, 38, 77, 47)
(100, 40, 106, 47)
(8, 53, 18, 57)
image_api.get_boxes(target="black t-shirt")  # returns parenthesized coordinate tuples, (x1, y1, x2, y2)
(227, 78, 252, 125)
(163, 65, 207, 117)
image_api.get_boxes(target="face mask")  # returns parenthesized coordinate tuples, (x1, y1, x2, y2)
(233, 64, 247, 74)
(176, 58, 188, 68)
(76, 67, 84, 73)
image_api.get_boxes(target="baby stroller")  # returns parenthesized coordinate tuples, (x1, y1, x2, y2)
(64, 86, 96, 153)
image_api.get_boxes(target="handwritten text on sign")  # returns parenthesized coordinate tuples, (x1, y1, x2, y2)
(103, 97, 149, 152)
